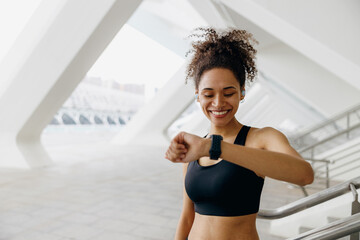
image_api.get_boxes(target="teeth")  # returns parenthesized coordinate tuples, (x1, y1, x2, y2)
(212, 111, 228, 115)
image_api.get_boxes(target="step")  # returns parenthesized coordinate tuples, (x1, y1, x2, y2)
(327, 216, 352, 240)
(298, 224, 351, 240)
(258, 230, 285, 240)
(327, 216, 341, 223)
(267, 193, 353, 238)
(297, 216, 353, 240)
(257, 218, 285, 240)
(299, 226, 313, 234)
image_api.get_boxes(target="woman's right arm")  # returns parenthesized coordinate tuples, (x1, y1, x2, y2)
(174, 163, 195, 240)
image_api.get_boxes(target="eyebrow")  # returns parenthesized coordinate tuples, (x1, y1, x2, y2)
(201, 86, 237, 91)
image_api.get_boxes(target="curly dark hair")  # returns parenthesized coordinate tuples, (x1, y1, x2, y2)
(185, 27, 258, 89)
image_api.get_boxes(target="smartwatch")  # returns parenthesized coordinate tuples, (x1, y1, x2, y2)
(209, 135, 223, 160)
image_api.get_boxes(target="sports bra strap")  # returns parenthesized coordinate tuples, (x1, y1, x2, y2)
(234, 125, 250, 146)
(204, 125, 250, 145)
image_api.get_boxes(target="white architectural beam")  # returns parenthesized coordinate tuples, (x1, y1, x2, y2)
(0, 0, 142, 168)
(112, 64, 194, 146)
(186, 0, 229, 28)
(221, 0, 360, 91)
(250, 0, 360, 68)
(258, 43, 360, 117)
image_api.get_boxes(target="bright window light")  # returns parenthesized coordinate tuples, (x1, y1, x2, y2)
(87, 24, 185, 101)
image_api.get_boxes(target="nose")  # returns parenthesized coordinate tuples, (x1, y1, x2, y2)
(212, 94, 225, 108)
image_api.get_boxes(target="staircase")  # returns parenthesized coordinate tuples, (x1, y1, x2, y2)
(289, 104, 360, 193)
(257, 105, 360, 239)
(258, 178, 360, 239)
(289, 104, 360, 151)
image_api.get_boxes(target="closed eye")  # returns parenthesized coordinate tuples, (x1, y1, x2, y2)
(224, 93, 235, 97)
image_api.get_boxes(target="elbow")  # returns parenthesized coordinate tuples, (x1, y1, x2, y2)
(299, 173, 314, 186)
(299, 163, 314, 186)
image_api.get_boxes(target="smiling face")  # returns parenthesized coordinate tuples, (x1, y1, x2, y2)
(197, 68, 244, 128)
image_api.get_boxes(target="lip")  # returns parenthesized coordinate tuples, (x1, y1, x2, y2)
(209, 110, 231, 118)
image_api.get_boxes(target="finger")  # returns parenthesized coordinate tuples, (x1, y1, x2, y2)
(174, 131, 184, 142)
(172, 133, 184, 145)
(166, 141, 186, 162)
(165, 149, 170, 158)
(169, 144, 177, 153)
(166, 149, 177, 162)
(171, 142, 186, 151)
(169, 151, 181, 162)
(175, 157, 185, 163)
(177, 152, 187, 160)
(169, 144, 187, 156)
(167, 141, 188, 161)
(176, 147, 187, 154)
(176, 143, 186, 150)
(164, 150, 170, 160)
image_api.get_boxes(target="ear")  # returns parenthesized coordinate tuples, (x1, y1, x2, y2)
(240, 88, 246, 102)
(240, 88, 245, 101)
(195, 90, 199, 102)
(240, 87, 245, 102)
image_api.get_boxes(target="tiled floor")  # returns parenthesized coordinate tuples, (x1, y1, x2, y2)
(0, 129, 307, 240)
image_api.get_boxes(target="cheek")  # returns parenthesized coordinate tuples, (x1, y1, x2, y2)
(232, 99, 240, 107)
(228, 98, 240, 111)
(199, 101, 209, 111)
(199, 98, 209, 105)
(199, 100, 211, 114)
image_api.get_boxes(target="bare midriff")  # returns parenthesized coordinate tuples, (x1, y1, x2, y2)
(188, 212, 259, 240)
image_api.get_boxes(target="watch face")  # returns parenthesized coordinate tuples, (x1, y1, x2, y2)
(210, 135, 222, 160)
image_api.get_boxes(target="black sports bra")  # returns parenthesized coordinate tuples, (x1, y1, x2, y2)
(185, 125, 264, 216)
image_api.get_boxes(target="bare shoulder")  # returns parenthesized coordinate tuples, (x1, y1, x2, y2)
(253, 127, 305, 160)
(248, 127, 290, 150)
(257, 127, 287, 138)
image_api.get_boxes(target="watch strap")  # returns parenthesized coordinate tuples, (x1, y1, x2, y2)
(209, 135, 223, 160)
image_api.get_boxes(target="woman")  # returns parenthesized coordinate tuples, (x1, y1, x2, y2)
(165, 27, 314, 240)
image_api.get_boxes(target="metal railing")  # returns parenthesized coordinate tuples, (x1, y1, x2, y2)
(265, 106, 360, 239)
(290, 104, 360, 150)
(296, 158, 331, 197)
(258, 176, 360, 219)
(298, 123, 360, 156)
(287, 212, 360, 240)
(258, 177, 360, 239)
(287, 183, 360, 240)
(306, 158, 331, 188)
(291, 122, 360, 195)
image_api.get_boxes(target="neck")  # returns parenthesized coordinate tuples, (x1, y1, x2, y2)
(210, 118, 243, 137)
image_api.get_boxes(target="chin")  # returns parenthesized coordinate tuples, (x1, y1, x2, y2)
(211, 119, 231, 127)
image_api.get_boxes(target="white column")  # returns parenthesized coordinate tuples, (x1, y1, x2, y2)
(0, 0, 142, 168)
(112, 64, 195, 146)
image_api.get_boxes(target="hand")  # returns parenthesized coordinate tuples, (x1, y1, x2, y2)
(165, 132, 210, 163)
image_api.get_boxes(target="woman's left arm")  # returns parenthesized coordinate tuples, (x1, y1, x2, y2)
(165, 128, 314, 186)
(220, 127, 314, 186)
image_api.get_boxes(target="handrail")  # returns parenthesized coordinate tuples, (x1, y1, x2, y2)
(258, 176, 360, 219)
(286, 212, 360, 240)
(292, 104, 360, 140)
(304, 158, 331, 163)
(298, 122, 360, 153)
